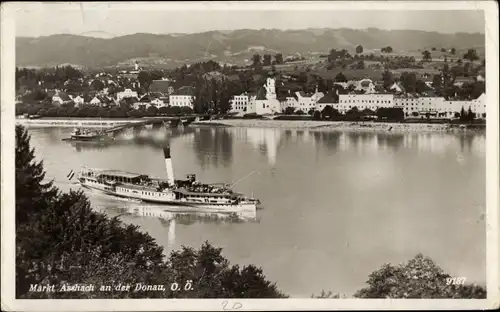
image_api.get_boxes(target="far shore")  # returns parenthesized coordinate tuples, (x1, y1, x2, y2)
(191, 119, 485, 133)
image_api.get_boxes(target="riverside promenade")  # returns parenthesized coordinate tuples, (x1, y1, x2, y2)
(15, 117, 142, 128)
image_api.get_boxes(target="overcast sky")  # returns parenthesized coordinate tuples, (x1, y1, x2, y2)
(14, 2, 485, 38)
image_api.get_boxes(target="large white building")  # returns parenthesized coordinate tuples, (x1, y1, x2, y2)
(336, 93, 394, 113)
(117, 88, 139, 101)
(169, 86, 195, 109)
(280, 95, 299, 112)
(294, 89, 325, 113)
(230, 93, 250, 114)
(395, 93, 486, 118)
(247, 78, 281, 115)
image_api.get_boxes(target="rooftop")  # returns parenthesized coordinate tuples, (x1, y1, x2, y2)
(149, 80, 172, 93)
(317, 91, 337, 103)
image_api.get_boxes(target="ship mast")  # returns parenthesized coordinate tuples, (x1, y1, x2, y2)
(230, 170, 257, 189)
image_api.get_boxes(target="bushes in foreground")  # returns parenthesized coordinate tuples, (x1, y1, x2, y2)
(313, 254, 486, 299)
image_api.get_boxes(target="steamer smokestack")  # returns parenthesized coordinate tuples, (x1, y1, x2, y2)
(163, 146, 175, 186)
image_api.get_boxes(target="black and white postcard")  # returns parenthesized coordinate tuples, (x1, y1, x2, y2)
(1, 1, 498, 311)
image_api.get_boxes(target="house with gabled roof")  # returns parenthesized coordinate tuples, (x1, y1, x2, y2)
(52, 90, 73, 106)
(72, 95, 85, 107)
(389, 82, 406, 94)
(315, 90, 338, 112)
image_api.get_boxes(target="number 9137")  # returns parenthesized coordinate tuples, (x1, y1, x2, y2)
(446, 277, 467, 285)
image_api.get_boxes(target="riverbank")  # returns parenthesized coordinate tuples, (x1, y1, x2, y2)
(16, 117, 485, 133)
(191, 119, 485, 133)
(15, 118, 143, 128)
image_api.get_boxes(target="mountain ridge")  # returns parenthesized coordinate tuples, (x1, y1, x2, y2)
(16, 28, 485, 68)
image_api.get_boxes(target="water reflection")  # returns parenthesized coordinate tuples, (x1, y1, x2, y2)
(245, 128, 282, 166)
(63, 128, 197, 152)
(185, 128, 485, 171)
(192, 128, 233, 169)
(110, 204, 257, 248)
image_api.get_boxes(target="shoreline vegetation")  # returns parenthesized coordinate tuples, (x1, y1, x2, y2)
(15, 124, 487, 299)
(16, 117, 485, 133)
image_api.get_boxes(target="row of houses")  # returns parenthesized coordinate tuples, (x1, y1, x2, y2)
(49, 79, 196, 110)
(230, 78, 487, 118)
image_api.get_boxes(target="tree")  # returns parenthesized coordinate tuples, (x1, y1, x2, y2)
(158, 106, 169, 115)
(334, 72, 347, 82)
(15, 126, 57, 224)
(312, 110, 321, 120)
(431, 47, 436, 51)
(284, 107, 295, 115)
(432, 74, 443, 93)
(463, 49, 479, 62)
(354, 254, 486, 298)
(440, 48, 447, 52)
(399, 72, 418, 93)
(460, 106, 466, 121)
(382, 70, 394, 90)
(263, 54, 272, 66)
(467, 106, 475, 122)
(90, 79, 105, 91)
(356, 45, 363, 54)
(252, 54, 262, 67)
(450, 48, 456, 55)
(146, 105, 159, 117)
(422, 50, 432, 62)
(381, 46, 393, 53)
(355, 60, 365, 70)
(275, 53, 284, 65)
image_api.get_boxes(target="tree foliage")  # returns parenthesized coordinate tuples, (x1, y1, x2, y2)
(422, 50, 432, 62)
(381, 46, 393, 53)
(463, 49, 479, 62)
(354, 254, 486, 298)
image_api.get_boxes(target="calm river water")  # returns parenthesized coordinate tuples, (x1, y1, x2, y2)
(26, 126, 486, 297)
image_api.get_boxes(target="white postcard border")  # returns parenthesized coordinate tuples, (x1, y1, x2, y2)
(1, 1, 499, 311)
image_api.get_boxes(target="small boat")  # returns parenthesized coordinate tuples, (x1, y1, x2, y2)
(62, 127, 114, 142)
(68, 146, 261, 213)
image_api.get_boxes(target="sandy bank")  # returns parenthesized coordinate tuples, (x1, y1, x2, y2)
(191, 119, 484, 133)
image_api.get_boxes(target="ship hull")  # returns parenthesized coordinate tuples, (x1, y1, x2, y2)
(63, 135, 113, 142)
(80, 181, 256, 213)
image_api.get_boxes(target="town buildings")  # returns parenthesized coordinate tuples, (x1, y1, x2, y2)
(169, 86, 196, 109)
(294, 88, 325, 113)
(336, 93, 394, 114)
(230, 93, 251, 114)
(394, 93, 486, 118)
(117, 88, 139, 101)
(247, 78, 281, 115)
(52, 91, 72, 106)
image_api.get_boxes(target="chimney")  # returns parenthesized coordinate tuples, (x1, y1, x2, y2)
(163, 146, 175, 186)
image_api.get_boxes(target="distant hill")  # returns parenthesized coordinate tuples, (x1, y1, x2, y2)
(16, 28, 485, 68)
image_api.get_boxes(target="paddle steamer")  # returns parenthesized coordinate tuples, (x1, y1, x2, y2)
(69, 147, 260, 213)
